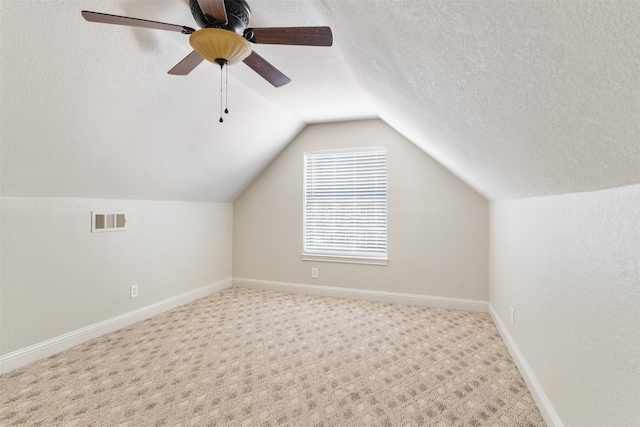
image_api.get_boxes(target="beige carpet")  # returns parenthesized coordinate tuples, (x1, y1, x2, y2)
(0, 288, 545, 426)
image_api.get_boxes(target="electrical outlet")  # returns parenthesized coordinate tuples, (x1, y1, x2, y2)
(130, 284, 139, 299)
(510, 307, 515, 326)
(311, 268, 318, 279)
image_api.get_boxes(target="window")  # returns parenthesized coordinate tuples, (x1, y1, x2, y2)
(303, 147, 387, 265)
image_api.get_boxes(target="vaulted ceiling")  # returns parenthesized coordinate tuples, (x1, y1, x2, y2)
(2, 0, 639, 202)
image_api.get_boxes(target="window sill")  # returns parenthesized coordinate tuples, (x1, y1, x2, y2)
(301, 254, 388, 266)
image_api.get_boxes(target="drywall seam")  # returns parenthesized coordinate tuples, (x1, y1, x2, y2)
(233, 277, 488, 312)
(0, 278, 233, 374)
(489, 304, 564, 427)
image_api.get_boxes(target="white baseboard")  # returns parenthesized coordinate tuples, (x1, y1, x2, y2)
(233, 278, 488, 312)
(489, 304, 563, 427)
(0, 278, 232, 374)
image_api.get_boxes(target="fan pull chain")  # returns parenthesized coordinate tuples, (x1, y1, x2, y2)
(216, 60, 230, 123)
(219, 63, 224, 123)
(225, 64, 229, 115)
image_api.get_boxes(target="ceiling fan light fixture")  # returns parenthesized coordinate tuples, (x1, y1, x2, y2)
(189, 28, 251, 65)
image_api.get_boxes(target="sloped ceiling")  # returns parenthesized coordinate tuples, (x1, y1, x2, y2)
(1, 0, 639, 202)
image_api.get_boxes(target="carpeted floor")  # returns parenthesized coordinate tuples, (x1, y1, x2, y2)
(0, 287, 545, 426)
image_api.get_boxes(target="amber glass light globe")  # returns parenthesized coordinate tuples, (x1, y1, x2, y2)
(189, 28, 251, 65)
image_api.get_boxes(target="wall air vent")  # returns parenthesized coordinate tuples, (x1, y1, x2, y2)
(92, 212, 127, 233)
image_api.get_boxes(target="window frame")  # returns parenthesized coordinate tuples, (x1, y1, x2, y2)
(302, 146, 388, 266)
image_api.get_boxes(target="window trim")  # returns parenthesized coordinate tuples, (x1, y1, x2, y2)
(303, 146, 388, 265)
(301, 253, 388, 266)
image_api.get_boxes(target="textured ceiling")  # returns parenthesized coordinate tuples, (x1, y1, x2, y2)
(1, 0, 639, 202)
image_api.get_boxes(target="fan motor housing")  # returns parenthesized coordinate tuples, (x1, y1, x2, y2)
(190, 0, 251, 34)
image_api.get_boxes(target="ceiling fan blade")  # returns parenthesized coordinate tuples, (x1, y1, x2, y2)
(168, 51, 205, 75)
(243, 52, 291, 88)
(81, 11, 195, 34)
(244, 27, 333, 46)
(196, 0, 228, 24)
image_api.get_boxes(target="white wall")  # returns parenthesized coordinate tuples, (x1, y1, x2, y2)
(233, 120, 489, 301)
(0, 197, 233, 355)
(490, 184, 640, 426)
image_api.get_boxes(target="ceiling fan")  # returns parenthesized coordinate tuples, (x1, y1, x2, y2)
(81, 0, 333, 88)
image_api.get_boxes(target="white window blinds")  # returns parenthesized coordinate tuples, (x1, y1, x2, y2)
(304, 147, 387, 259)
